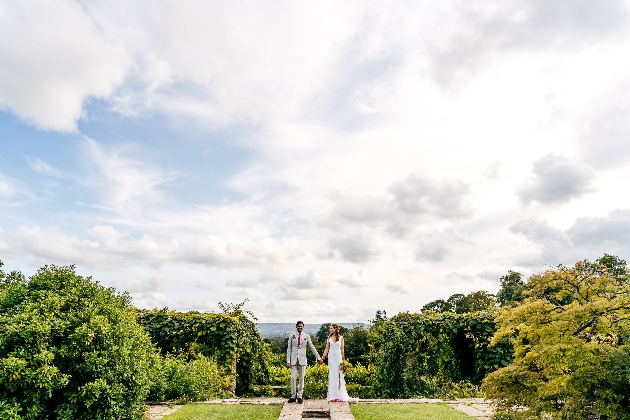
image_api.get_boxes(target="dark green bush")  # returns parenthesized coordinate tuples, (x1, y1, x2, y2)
(244, 385, 275, 398)
(0, 263, 159, 419)
(345, 384, 371, 399)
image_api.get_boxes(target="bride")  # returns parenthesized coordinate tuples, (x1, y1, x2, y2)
(320, 324, 359, 402)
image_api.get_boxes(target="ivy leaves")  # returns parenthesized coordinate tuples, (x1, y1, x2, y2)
(370, 311, 509, 398)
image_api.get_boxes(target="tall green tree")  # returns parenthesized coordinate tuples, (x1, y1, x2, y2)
(496, 270, 529, 307)
(459, 291, 496, 313)
(482, 256, 630, 419)
(422, 291, 496, 313)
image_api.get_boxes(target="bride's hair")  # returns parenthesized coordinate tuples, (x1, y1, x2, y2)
(329, 323, 341, 341)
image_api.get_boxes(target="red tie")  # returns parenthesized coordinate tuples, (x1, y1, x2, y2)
(298, 333, 301, 346)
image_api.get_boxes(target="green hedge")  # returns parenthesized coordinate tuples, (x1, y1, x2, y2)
(136, 308, 272, 396)
(371, 311, 511, 398)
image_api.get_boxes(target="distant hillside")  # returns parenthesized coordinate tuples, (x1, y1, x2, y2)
(256, 323, 359, 338)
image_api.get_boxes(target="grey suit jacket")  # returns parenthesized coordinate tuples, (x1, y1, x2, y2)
(286, 331, 320, 365)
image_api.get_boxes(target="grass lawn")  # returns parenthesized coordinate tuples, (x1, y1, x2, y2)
(351, 403, 473, 420)
(161, 403, 282, 420)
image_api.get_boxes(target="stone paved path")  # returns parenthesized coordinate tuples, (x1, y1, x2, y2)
(279, 399, 353, 420)
(147, 397, 494, 419)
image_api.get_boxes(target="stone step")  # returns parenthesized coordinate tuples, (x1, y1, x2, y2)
(278, 399, 355, 420)
(302, 409, 330, 418)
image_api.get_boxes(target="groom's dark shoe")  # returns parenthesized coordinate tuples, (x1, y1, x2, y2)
(297, 398, 303, 404)
(287, 397, 296, 403)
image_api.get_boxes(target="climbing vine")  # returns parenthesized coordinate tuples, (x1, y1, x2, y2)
(370, 310, 511, 398)
(136, 306, 272, 395)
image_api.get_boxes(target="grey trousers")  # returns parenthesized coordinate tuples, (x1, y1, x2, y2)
(290, 363, 306, 398)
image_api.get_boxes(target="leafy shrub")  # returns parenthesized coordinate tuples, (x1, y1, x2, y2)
(148, 354, 229, 402)
(343, 363, 374, 398)
(0, 263, 158, 419)
(346, 384, 372, 399)
(421, 378, 481, 399)
(304, 364, 328, 399)
(268, 365, 290, 386)
(245, 385, 275, 398)
(344, 363, 374, 386)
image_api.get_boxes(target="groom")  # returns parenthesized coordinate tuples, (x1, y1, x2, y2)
(286, 320, 322, 403)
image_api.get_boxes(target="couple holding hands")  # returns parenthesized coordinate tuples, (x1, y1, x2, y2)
(286, 321, 358, 403)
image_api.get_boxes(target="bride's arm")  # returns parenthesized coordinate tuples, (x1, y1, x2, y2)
(321, 340, 330, 359)
(341, 337, 345, 361)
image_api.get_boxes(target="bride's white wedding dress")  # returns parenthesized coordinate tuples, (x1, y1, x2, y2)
(327, 337, 359, 402)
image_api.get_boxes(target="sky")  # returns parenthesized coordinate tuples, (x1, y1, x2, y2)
(2, 0, 630, 323)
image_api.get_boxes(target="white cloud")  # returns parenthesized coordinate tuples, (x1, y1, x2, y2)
(26, 157, 64, 177)
(385, 283, 413, 295)
(0, 172, 34, 204)
(335, 271, 369, 289)
(0, 223, 305, 271)
(477, 270, 505, 282)
(0, 173, 18, 198)
(517, 154, 595, 205)
(327, 233, 381, 263)
(320, 174, 474, 262)
(426, 0, 630, 84)
(288, 270, 324, 290)
(225, 278, 260, 288)
(0, 0, 130, 131)
(414, 228, 470, 263)
(389, 174, 472, 221)
(82, 138, 176, 214)
(182, 234, 303, 268)
(510, 210, 630, 269)
(4, 0, 630, 321)
(567, 209, 630, 251)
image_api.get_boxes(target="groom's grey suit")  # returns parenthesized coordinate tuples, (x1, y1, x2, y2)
(286, 331, 320, 399)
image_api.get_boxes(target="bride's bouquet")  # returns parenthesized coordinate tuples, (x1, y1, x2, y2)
(340, 360, 351, 373)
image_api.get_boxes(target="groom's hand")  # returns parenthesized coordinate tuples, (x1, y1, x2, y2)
(317, 359, 323, 365)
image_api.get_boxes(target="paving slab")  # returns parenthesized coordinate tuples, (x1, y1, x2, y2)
(146, 404, 184, 419)
(329, 401, 354, 420)
(305, 399, 330, 410)
(446, 402, 494, 419)
(278, 401, 304, 419)
(240, 397, 286, 405)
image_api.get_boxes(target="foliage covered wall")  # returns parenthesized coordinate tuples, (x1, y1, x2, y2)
(136, 307, 271, 396)
(370, 310, 511, 398)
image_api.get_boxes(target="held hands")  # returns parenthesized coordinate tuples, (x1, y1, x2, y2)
(286, 363, 291, 368)
(317, 358, 323, 365)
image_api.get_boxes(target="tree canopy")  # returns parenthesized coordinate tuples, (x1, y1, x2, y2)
(422, 290, 496, 314)
(496, 270, 529, 307)
(482, 255, 630, 419)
